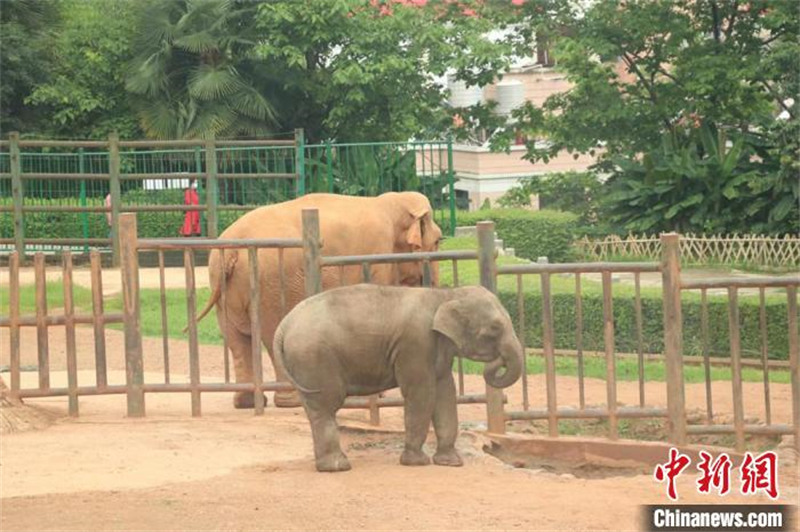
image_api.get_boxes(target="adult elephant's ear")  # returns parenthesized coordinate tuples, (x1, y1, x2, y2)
(432, 300, 467, 351)
(397, 192, 432, 250)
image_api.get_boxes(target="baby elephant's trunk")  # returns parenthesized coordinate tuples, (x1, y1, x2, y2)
(482, 338, 523, 389)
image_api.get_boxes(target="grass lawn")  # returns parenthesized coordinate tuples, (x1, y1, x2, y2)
(459, 354, 789, 384)
(0, 281, 95, 315)
(439, 237, 786, 305)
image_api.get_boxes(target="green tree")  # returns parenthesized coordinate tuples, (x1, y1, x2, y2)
(500, 0, 799, 234)
(126, 0, 276, 139)
(254, 0, 514, 142)
(0, 0, 58, 134)
(25, 0, 140, 139)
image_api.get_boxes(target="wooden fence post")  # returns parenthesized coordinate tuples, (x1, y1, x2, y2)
(9, 132, 24, 262)
(302, 208, 322, 297)
(295, 128, 306, 196)
(248, 246, 265, 415)
(9, 251, 21, 396)
(266, 208, 321, 407)
(661, 233, 686, 444)
(205, 134, 218, 238)
(109, 132, 122, 267)
(478, 221, 506, 434)
(787, 286, 800, 452)
(119, 213, 145, 417)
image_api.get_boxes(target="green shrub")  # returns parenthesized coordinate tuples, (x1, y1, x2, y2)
(442, 208, 578, 262)
(0, 193, 248, 240)
(496, 289, 790, 361)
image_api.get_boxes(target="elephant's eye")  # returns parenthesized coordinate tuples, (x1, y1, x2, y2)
(479, 326, 501, 339)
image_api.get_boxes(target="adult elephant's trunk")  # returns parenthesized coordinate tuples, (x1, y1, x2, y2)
(482, 339, 523, 389)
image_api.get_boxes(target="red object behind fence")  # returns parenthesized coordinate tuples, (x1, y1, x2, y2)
(180, 185, 201, 237)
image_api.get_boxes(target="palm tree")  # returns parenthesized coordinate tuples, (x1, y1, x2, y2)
(126, 0, 276, 139)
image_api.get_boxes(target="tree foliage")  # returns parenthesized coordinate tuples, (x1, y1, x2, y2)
(498, 0, 799, 235)
(0, 0, 58, 135)
(126, 0, 276, 139)
(254, 0, 514, 142)
(25, 0, 140, 139)
(603, 122, 786, 234)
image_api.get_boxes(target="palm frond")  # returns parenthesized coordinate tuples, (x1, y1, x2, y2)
(229, 84, 277, 122)
(173, 31, 219, 54)
(187, 64, 243, 100)
(126, 51, 170, 95)
(134, 98, 181, 139)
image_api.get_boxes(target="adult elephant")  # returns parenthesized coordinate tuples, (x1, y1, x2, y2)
(196, 192, 443, 408)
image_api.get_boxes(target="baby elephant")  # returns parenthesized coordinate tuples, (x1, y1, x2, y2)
(274, 284, 523, 472)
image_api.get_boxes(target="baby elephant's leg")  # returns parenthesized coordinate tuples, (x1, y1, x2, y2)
(301, 392, 350, 472)
(432, 373, 463, 467)
(398, 374, 435, 466)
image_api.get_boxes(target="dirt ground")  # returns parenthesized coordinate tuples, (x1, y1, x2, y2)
(1, 323, 798, 531)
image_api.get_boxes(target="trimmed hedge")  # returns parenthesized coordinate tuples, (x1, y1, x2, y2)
(496, 289, 791, 361)
(0, 195, 246, 239)
(442, 208, 579, 262)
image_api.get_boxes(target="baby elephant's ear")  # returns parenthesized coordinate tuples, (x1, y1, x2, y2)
(433, 300, 467, 351)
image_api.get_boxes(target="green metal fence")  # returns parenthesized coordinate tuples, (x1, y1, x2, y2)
(0, 132, 455, 262)
(304, 140, 455, 233)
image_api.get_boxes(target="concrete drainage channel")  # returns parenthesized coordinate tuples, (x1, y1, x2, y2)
(345, 422, 793, 484)
(338, 424, 748, 480)
(482, 433, 753, 480)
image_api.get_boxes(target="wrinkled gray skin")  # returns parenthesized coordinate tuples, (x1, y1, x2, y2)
(273, 284, 523, 472)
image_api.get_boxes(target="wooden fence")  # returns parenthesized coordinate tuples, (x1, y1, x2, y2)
(1, 216, 798, 451)
(498, 233, 800, 451)
(0, 211, 488, 423)
(575, 233, 800, 268)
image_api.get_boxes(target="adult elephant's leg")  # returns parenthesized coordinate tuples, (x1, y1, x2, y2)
(216, 304, 264, 409)
(225, 323, 266, 409)
(264, 266, 304, 408)
(263, 323, 302, 408)
(397, 372, 435, 466)
(301, 391, 350, 472)
(432, 373, 463, 467)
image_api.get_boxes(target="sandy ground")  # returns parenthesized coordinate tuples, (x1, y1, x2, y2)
(4, 266, 211, 295)
(1, 324, 798, 531)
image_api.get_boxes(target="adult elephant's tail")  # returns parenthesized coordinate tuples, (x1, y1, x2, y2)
(190, 249, 238, 330)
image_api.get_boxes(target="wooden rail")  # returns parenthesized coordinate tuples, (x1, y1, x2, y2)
(497, 262, 660, 274)
(321, 249, 477, 266)
(137, 238, 303, 250)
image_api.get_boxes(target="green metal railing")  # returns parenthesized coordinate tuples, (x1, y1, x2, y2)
(304, 140, 456, 232)
(0, 131, 456, 263)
